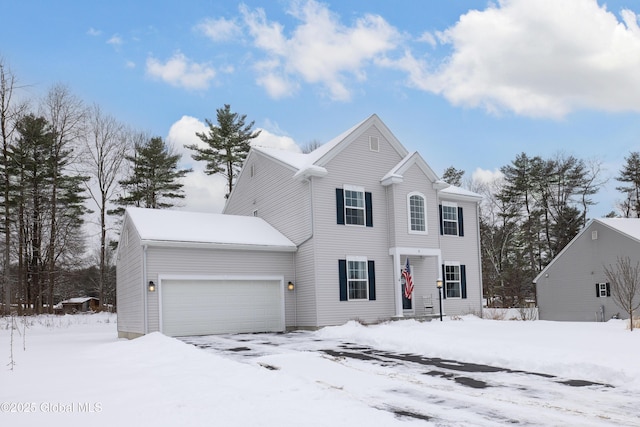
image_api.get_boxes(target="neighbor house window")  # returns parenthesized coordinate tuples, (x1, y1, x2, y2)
(596, 282, 610, 298)
(408, 192, 427, 233)
(336, 186, 373, 227)
(338, 258, 376, 301)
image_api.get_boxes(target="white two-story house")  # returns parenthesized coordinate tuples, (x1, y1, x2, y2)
(116, 114, 483, 337)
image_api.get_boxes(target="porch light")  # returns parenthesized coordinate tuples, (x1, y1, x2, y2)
(287, 281, 295, 291)
(436, 279, 443, 289)
(148, 281, 156, 292)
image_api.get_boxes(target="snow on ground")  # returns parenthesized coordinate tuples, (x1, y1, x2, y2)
(0, 313, 638, 426)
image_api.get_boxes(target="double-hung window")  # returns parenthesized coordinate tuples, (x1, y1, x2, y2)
(442, 262, 467, 299)
(336, 186, 373, 227)
(439, 202, 464, 236)
(596, 282, 610, 298)
(408, 192, 426, 233)
(347, 257, 368, 300)
(338, 257, 376, 301)
(345, 185, 365, 226)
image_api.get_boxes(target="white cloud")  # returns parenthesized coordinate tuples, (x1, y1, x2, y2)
(107, 34, 123, 46)
(472, 167, 504, 185)
(417, 31, 437, 47)
(240, 0, 400, 101)
(87, 27, 102, 36)
(195, 17, 242, 42)
(251, 128, 301, 152)
(146, 52, 216, 90)
(402, 0, 640, 118)
(125, 60, 136, 69)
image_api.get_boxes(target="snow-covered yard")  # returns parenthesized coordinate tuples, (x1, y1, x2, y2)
(1, 313, 639, 426)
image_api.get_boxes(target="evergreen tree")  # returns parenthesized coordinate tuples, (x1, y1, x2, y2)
(442, 166, 465, 187)
(615, 151, 640, 218)
(186, 104, 260, 198)
(114, 136, 191, 212)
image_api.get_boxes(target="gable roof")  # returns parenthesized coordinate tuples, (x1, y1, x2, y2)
(533, 218, 640, 283)
(250, 114, 409, 181)
(124, 207, 296, 252)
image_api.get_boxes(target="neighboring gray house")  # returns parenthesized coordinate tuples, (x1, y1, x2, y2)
(116, 114, 484, 337)
(534, 218, 640, 322)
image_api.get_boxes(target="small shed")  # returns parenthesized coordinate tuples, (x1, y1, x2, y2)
(59, 297, 100, 314)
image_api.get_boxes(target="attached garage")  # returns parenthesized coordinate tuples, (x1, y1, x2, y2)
(116, 208, 297, 339)
(160, 278, 284, 336)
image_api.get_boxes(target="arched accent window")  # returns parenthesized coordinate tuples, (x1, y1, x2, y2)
(407, 192, 427, 234)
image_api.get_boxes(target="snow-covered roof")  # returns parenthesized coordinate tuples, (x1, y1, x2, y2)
(61, 297, 98, 304)
(440, 185, 483, 201)
(533, 217, 640, 283)
(595, 218, 640, 241)
(125, 207, 296, 251)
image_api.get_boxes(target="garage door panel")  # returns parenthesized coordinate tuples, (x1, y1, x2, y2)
(161, 279, 284, 336)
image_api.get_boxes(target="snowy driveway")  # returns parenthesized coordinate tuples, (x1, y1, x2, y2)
(181, 331, 640, 426)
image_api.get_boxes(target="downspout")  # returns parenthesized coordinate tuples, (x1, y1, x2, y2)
(143, 244, 148, 335)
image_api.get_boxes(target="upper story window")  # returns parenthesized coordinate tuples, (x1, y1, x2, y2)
(408, 192, 427, 234)
(439, 202, 464, 236)
(344, 185, 365, 225)
(336, 186, 373, 227)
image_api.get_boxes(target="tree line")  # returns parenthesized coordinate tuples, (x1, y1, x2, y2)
(0, 59, 260, 314)
(446, 149, 640, 308)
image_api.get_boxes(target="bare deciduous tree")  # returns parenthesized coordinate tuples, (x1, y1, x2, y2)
(603, 256, 640, 331)
(82, 104, 128, 308)
(0, 59, 28, 315)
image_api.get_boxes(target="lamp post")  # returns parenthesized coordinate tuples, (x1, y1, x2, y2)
(436, 279, 443, 322)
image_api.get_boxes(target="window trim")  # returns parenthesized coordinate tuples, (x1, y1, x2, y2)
(346, 256, 368, 301)
(441, 201, 459, 236)
(444, 261, 462, 299)
(596, 282, 610, 298)
(343, 185, 366, 227)
(407, 192, 427, 234)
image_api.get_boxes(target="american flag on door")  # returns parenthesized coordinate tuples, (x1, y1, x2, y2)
(402, 257, 414, 299)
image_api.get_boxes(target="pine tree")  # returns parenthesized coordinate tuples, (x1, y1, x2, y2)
(615, 152, 640, 218)
(114, 136, 191, 212)
(442, 166, 465, 187)
(186, 104, 260, 198)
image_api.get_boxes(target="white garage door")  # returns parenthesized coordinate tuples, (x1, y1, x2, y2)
(161, 279, 284, 336)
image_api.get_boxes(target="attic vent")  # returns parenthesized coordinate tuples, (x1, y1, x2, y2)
(369, 136, 379, 152)
(592, 230, 598, 240)
(250, 164, 255, 178)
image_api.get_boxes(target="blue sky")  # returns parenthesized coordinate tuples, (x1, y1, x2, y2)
(2, 0, 640, 216)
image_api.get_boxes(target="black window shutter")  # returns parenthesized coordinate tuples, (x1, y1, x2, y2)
(458, 207, 464, 237)
(595, 283, 600, 298)
(339, 260, 347, 301)
(368, 260, 376, 300)
(365, 192, 373, 227)
(439, 205, 443, 235)
(606, 282, 611, 297)
(461, 265, 467, 299)
(336, 189, 345, 225)
(441, 264, 446, 299)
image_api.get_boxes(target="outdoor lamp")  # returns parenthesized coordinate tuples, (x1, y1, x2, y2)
(287, 281, 295, 291)
(148, 281, 156, 292)
(436, 279, 444, 322)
